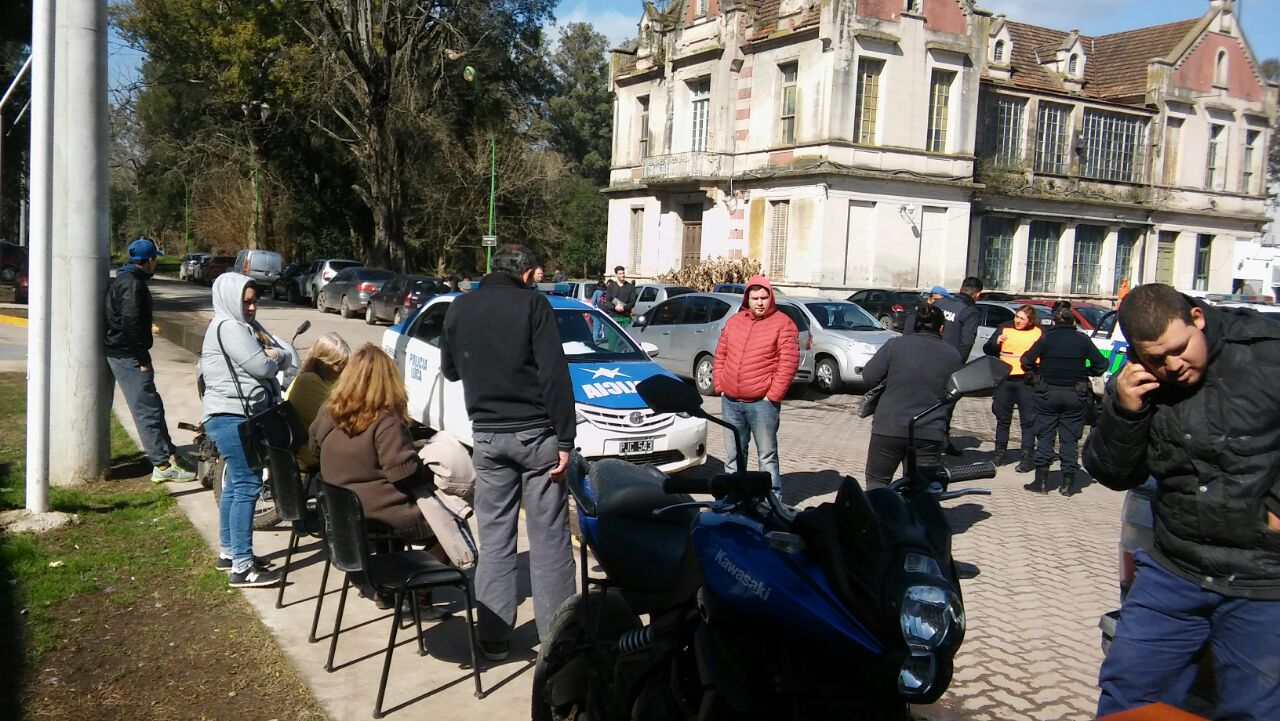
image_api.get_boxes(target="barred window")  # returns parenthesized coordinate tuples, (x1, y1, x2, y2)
(979, 217, 1015, 291)
(690, 79, 710, 152)
(1113, 228, 1137, 294)
(988, 96, 1025, 167)
(779, 64, 798, 145)
(1071, 225, 1104, 295)
(1080, 109, 1147, 183)
(1035, 103, 1070, 175)
(1206, 124, 1225, 191)
(630, 208, 645, 273)
(1242, 129, 1259, 194)
(769, 201, 790, 279)
(926, 70, 954, 153)
(1193, 234, 1212, 291)
(638, 96, 650, 159)
(697, 0, 708, 15)
(993, 40, 1005, 62)
(853, 58, 883, 145)
(1025, 221, 1060, 293)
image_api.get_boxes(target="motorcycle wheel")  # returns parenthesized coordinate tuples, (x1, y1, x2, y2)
(210, 458, 281, 530)
(532, 590, 641, 721)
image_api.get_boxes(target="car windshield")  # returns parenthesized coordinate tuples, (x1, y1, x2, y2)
(666, 286, 696, 298)
(554, 308, 646, 361)
(805, 301, 882, 330)
(1076, 307, 1107, 327)
(331, 260, 361, 272)
(892, 291, 925, 304)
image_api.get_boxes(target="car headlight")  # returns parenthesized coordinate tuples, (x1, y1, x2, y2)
(845, 340, 877, 356)
(900, 584, 964, 651)
(575, 411, 586, 425)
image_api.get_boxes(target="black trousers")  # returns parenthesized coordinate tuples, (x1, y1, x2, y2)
(1033, 386, 1086, 472)
(864, 434, 943, 490)
(992, 377, 1036, 452)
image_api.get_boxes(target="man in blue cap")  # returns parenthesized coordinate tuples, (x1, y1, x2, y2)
(105, 238, 195, 482)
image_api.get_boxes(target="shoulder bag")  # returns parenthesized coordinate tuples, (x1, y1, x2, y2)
(858, 381, 886, 418)
(216, 321, 308, 470)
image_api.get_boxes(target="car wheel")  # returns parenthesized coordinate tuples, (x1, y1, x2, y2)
(815, 356, 843, 394)
(0, 266, 16, 283)
(393, 308, 405, 326)
(878, 314, 894, 330)
(341, 297, 354, 319)
(311, 287, 320, 308)
(287, 285, 300, 304)
(317, 291, 330, 313)
(364, 304, 377, 325)
(694, 354, 716, 396)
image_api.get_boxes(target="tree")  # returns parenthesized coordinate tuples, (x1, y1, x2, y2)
(556, 176, 607, 277)
(1262, 58, 1280, 187)
(545, 23, 612, 186)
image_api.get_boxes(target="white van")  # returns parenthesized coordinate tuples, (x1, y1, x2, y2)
(233, 249, 284, 296)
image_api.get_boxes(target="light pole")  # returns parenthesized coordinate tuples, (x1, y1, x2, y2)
(463, 65, 495, 273)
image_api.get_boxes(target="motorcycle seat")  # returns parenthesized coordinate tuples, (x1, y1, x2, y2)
(589, 459, 702, 607)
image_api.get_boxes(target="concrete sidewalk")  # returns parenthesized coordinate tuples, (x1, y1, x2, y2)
(112, 331, 541, 721)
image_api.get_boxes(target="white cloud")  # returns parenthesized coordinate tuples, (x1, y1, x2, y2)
(551, 0, 644, 47)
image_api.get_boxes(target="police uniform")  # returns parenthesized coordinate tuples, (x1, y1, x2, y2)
(1019, 325, 1107, 495)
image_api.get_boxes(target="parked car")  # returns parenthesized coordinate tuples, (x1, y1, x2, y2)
(846, 288, 926, 330)
(366, 274, 441, 326)
(788, 297, 898, 393)
(232, 249, 283, 295)
(187, 254, 212, 283)
(316, 267, 396, 318)
(382, 294, 708, 474)
(970, 301, 1054, 361)
(1016, 298, 1110, 330)
(272, 262, 311, 304)
(304, 258, 361, 306)
(201, 255, 234, 285)
(632, 283, 697, 318)
(1, 241, 28, 283)
(178, 252, 209, 281)
(712, 283, 785, 295)
(629, 292, 814, 395)
(535, 280, 595, 302)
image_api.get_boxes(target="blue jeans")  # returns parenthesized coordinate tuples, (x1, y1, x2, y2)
(205, 414, 264, 572)
(107, 356, 176, 466)
(1098, 550, 1280, 720)
(720, 397, 781, 491)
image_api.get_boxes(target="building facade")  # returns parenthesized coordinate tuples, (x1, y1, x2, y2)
(606, 0, 1278, 298)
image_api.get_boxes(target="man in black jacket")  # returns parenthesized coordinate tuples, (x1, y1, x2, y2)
(440, 243, 577, 662)
(1084, 283, 1280, 720)
(933, 276, 983, 454)
(105, 238, 193, 483)
(603, 265, 637, 319)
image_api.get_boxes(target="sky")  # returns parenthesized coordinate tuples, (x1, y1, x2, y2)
(108, 0, 1280, 95)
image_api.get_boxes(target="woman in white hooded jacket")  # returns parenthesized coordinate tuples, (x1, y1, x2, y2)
(200, 272, 296, 587)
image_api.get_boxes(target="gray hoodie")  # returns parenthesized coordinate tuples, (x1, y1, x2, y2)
(199, 273, 296, 420)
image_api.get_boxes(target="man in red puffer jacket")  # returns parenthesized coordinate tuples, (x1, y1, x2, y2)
(712, 275, 799, 492)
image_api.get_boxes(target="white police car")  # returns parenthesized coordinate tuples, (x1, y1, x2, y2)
(382, 294, 709, 474)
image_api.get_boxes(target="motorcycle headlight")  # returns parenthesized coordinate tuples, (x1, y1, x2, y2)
(900, 585, 964, 651)
(897, 652, 937, 696)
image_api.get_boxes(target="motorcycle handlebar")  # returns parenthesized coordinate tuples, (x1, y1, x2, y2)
(663, 471, 773, 498)
(943, 462, 998, 483)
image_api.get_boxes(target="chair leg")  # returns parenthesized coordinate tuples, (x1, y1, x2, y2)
(462, 580, 484, 699)
(324, 576, 350, 672)
(374, 590, 403, 719)
(275, 529, 299, 609)
(308, 557, 331, 643)
(410, 590, 427, 656)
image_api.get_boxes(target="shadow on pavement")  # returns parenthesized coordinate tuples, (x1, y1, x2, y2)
(780, 469, 849, 507)
(943, 502, 992, 535)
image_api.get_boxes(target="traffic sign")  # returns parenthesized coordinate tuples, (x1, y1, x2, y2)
(482, 234, 498, 247)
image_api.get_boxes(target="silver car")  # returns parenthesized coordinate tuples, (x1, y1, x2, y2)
(630, 292, 813, 395)
(304, 258, 362, 305)
(632, 283, 697, 318)
(784, 297, 898, 393)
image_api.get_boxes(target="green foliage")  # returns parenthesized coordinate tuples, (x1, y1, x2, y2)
(546, 23, 614, 186)
(556, 176, 608, 278)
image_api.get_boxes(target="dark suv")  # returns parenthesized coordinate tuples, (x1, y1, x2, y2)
(846, 288, 926, 330)
(1, 241, 27, 283)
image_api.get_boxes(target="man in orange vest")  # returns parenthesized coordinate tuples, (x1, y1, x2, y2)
(983, 304, 1043, 471)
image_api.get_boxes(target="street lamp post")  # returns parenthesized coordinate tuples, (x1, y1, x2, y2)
(464, 65, 495, 273)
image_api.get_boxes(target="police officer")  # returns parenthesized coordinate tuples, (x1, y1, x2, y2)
(983, 304, 1042, 472)
(933, 276, 983, 455)
(1019, 307, 1107, 496)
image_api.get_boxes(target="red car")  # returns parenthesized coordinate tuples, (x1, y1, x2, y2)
(202, 255, 234, 285)
(1015, 298, 1110, 330)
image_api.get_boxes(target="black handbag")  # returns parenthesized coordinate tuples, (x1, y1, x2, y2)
(216, 322, 307, 470)
(858, 381, 886, 418)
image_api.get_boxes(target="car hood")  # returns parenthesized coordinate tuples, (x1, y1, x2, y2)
(569, 360, 677, 409)
(818, 328, 898, 346)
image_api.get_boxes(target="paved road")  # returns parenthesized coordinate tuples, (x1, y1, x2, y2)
(151, 277, 1123, 721)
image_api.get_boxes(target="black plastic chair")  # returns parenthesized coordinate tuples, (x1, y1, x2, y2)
(318, 481, 483, 717)
(264, 448, 330, 624)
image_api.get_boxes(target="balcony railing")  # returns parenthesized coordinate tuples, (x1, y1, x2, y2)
(642, 152, 728, 181)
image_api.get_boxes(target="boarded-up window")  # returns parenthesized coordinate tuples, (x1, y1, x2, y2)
(1163, 117, 1182, 185)
(769, 200, 790, 279)
(629, 208, 645, 273)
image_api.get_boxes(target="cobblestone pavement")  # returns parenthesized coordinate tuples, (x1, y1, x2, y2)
(695, 389, 1122, 721)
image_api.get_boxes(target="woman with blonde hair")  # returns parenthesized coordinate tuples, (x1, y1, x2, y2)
(285, 332, 351, 471)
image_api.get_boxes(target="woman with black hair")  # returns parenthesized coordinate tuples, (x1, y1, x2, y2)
(859, 304, 964, 489)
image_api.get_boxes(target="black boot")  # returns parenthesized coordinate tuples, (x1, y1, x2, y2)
(1014, 450, 1035, 473)
(993, 445, 1011, 465)
(1059, 472, 1078, 497)
(1023, 466, 1049, 494)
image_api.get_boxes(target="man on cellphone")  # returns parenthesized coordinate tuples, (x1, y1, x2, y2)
(1083, 283, 1280, 720)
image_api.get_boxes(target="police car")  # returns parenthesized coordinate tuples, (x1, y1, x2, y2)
(382, 294, 709, 474)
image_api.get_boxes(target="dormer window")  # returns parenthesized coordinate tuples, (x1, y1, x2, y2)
(1068, 54, 1079, 75)
(994, 40, 1005, 62)
(1214, 50, 1228, 87)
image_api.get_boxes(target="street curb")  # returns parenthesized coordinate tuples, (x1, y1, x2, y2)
(0, 314, 28, 327)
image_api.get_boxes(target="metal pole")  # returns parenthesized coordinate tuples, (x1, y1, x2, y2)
(49, 0, 110, 486)
(0, 56, 33, 220)
(183, 179, 190, 251)
(25, 0, 54, 510)
(487, 133, 495, 273)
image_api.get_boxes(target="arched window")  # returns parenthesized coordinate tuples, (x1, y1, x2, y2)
(1215, 49, 1228, 86)
(994, 40, 1005, 62)
(1068, 54, 1079, 75)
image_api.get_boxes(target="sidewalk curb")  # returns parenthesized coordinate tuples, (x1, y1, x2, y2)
(0, 314, 28, 327)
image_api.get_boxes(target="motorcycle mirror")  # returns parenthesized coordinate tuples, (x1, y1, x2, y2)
(944, 356, 1010, 399)
(294, 320, 311, 338)
(637, 375, 706, 418)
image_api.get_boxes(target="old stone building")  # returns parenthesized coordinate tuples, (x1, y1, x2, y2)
(605, 0, 1278, 298)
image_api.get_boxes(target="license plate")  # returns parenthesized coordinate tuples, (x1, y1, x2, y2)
(619, 438, 655, 455)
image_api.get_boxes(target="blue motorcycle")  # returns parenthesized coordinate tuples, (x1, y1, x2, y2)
(532, 357, 1010, 720)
